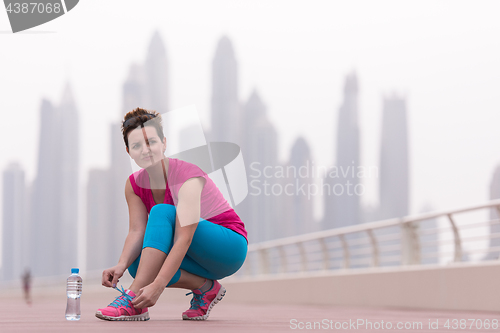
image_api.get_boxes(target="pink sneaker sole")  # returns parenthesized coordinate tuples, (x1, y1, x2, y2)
(182, 285, 226, 320)
(95, 311, 150, 321)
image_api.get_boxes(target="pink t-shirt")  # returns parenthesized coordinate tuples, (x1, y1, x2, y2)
(129, 158, 247, 242)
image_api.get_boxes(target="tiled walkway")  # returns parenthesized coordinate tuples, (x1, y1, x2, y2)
(0, 287, 498, 332)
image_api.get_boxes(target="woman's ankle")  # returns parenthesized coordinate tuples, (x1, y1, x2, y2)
(127, 284, 140, 295)
(195, 279, 213, 293)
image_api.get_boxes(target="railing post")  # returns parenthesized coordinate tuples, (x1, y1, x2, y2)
(244, 254, 252, 276)
(297, 242, 307, 272)
(447, 213, 462, 262)
(278, 245, 288, 273)
(495, 206, 500, 260)
(366, 229, 379, 267)
(401, 221, 418, 265)
(259, 248, 270, 275)
(339, 234, 349, 268)
(318, 238, 329, 271)
(414, 222, 421, 264)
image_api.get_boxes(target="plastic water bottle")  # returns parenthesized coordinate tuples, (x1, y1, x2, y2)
(65, 268, 82, 321)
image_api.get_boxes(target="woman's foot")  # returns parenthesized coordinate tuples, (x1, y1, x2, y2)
(95, 286, 150, 321)
(182, 279, 226, 320)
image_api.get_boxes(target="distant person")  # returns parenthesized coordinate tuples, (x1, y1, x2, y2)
(21, 268, 32, 305)
(95, 108, 248, 321)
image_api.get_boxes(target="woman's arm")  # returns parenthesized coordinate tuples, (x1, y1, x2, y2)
(118, 178, 149, 267)
(103, 178, 149, 288)
(152, 176, 205, 287)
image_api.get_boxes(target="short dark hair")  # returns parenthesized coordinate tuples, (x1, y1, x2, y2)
(121, 107, 164, 148)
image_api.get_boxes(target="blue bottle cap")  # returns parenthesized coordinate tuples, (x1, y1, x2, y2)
(71, 268, 79, 274)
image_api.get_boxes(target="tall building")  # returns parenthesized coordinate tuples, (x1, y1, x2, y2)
(373, 94, 410, 267)
(87, 64, 140, 270)
(122, 64, 146, 116)
(379, 94, 409, 219)
(485, 166, 500, 260)
(210, 36, 241, 145)
(2, 163, 26, 281)
(86, 169, 111, 270)
(144, 30, 169, 117)
(58, 83, 80, 273)
(376, 94, 410, 266)
(30, 84, 80, 277)
(239, 90, 279, 242)
(30, 99, 61, 277)
(287, 137, 315, 236)
(87, 32, 170, 268)
(323, 72, 361, 229)
(107, 64, 145, 264)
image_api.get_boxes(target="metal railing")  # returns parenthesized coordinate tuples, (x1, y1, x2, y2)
(238, 199, 500, 277)
(2, 200, 500, 287)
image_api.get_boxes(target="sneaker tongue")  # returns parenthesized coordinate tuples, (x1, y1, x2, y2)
(125, 289, 136, 297)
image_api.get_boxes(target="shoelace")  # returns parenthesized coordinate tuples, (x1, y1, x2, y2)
(108, 285, 134, 309)
(185, 291, 206, 309)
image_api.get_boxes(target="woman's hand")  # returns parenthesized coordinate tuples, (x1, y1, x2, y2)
(101, 264, 126, 288)
(131, 281, 165, 309)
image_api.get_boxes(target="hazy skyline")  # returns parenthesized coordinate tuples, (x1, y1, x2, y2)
(1, 1, 500, 238)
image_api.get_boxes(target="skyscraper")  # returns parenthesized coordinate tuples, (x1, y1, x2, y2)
(122, 64, 146, 115)
(87, 64, 142, 270)
(58, 83, 80, 274)
(287, 137, 315, 236)
(31, 98, 60, 276)
(323, 72, 361, 229)
(30, 84, 80, 276)
(144, 30, 169, 117)
(379, 94, 409, 220)
(2, 162, 26, 281)
(86, 169, 111, 270)
(239, 90, 279, 242)
(373, 94, 410, 267)
(87, 32, 170, 268)
(106, 64, 145, 264)
(210, 36, 241, 145)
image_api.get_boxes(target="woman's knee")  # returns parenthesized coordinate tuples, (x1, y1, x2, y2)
(147, 204, 176, 228)
(217, 256, 247, 279)
(143, 204, 177, 253)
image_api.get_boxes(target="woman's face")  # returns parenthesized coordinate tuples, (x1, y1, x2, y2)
(126, 126, 166, 169)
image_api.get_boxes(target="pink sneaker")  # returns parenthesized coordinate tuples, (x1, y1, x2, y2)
(95, 286, 149, 321)
(182, 280, 226, 320)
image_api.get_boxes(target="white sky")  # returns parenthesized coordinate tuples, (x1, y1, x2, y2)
(1, 1, 500, 263)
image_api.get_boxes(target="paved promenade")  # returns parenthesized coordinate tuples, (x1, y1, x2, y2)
(1, 285, 499, 332)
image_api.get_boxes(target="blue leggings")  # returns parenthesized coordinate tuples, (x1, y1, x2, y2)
(127, 204, 247, 287)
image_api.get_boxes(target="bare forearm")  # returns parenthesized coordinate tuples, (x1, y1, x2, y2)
(153, 239, 191, 287)
(117, 231, 144, 268)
